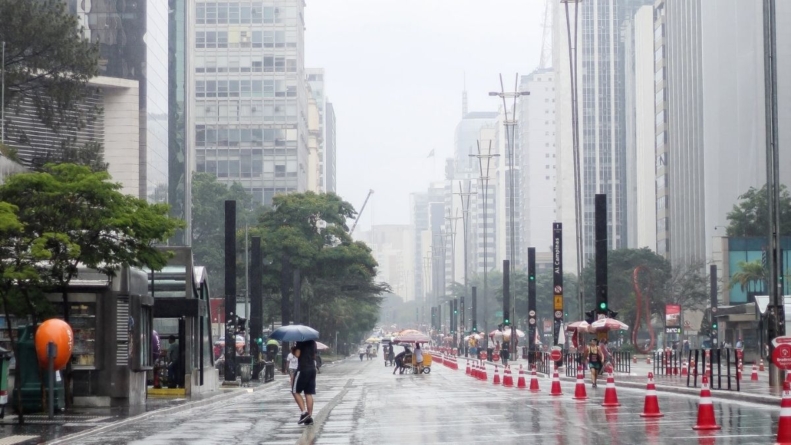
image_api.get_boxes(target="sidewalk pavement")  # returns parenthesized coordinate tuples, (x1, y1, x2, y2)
(447, 352, 784, 407)
(0, 375, 285, 445)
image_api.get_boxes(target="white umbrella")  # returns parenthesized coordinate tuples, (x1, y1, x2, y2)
(558, 326, 566, 345)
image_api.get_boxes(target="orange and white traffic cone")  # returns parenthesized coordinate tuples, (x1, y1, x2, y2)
(692, 375, 721, 430)
(550, 365, 563, 396)
(760, 359, 766, 372)
(601, 366, 621, 407)
(529, 364, 540, 392)
(493, 365, 501, 385)
(503, 365, 514, 387)
(751, 363, 759, 381)
(777, 382, 791, 444)
(681, 361, 688, 377)
(517, 365, 527, 389)
(481, 362, 488, 382)
(466, 359, 471, 376)
(572, 365, 588, 401)
(640, 372, 664, 418)
(633, 355, 637, 364)
(473, 361, 480, 379)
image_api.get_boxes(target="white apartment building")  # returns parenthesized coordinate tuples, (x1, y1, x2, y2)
(519, 69, 557, 256)
(192, 1, 309, 205)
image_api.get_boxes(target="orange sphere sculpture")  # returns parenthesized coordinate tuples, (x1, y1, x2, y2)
(35, 319, 73, 370)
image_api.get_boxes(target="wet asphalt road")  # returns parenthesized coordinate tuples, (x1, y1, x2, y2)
(55, 356, 782, 444)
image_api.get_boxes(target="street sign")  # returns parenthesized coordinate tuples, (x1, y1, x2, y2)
(529, 310, 536, 317)
(550, 347, 562, 362)
(773, 343, 791, 370)
(554, 295, 563, 311)
(554, 310, 562, 318)
(529, 319, 536, 325)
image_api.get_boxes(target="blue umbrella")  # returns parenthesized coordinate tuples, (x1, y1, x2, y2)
(269, 324, 320, 342)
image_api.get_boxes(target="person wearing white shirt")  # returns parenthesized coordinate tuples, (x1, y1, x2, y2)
(287, 346, 299, 387)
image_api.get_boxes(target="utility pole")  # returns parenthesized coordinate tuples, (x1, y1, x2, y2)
(563, 0, 585, 320)
(445, 209, 461, 348)
(490, 74, 529, 355)
(471, 141, 500, 351)
(454, 180, 476, 344)
(763, 0, 784, 386)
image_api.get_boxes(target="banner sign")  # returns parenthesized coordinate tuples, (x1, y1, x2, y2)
(665, 304, 681, 334)
(553, 223, 563, 345)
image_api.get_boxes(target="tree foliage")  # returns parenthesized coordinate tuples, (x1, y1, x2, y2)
(0, 0, 99, 142)
(190, 172, 259, 292)
(727, 184, 791, 237)
(0, 164, 183, 319)
(256, 192, 387, 343)
(581, 248, 709, 333)
(730, 260, 766, 292)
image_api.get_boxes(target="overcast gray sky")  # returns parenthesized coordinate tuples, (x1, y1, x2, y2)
(306, 0, 545, 229)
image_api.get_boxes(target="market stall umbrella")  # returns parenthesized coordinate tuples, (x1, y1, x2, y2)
(316, 341, 330, 351)
(365, 337, 381, 343)
(393, 331, 431, 344)
(489, 329, 504, 342)
(589, 318, 629, 333)
(269, 324, 320, 342)
(503, 328, 526, 338)
(566, 321, 590, 332)
(464, 334, 482, 341)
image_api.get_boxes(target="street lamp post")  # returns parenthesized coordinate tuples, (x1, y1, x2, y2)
(454, 180, 477, 345)
(562, 0, 585, 321)
(471, 141, 500, 351)
(445, 209, 461, 348)
(490, 74, 529, 356)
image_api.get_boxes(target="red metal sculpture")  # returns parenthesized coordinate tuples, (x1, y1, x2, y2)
(632, 266, 656, 354)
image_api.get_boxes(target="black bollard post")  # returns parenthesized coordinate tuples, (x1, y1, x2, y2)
(47, 341, 56, 419)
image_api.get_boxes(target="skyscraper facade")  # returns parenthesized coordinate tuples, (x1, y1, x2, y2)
(69, 0, 170, 203)
(192, 1, 308, 205)
(306, 68, 327, 191)
(578, 0, 652, 256)
(325, 102, 337, 193)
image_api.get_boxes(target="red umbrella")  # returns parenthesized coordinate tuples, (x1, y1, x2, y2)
(393, 331, 431, 344)
(589, 318, 629, 332)
(566, 321, 590, 331)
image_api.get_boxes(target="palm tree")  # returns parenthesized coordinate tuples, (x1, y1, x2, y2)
(729, 260, 767, 292)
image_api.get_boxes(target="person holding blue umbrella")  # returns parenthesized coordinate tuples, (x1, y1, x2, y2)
(269, 324, 320, 426)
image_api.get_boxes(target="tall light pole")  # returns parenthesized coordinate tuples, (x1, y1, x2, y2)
(490, 74, 529, 355)
(563, 0, 585, 320)
(445, 209, 461, 347)
(454, 180, 477, 337)
(471, 141, 499, 350)
(763, 0, 783, 386)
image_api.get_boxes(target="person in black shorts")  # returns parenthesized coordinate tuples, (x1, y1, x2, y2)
(292, 340, 317, 426)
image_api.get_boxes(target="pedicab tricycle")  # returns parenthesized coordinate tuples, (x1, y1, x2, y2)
(393, 330, 432, 374)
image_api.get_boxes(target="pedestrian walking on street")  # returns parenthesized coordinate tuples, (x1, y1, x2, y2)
(415, 344, 424, 374)
(287, 346, 299, 387)
(292, 339, 317, 426)
(585, 339, 603, 388)
(167, 335, 180, 388)
(358, 345, 366, 361)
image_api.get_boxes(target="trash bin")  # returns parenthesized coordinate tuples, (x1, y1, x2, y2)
(0, 347, 11, 418)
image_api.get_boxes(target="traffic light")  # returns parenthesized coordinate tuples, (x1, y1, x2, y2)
(599, 301, 608, 311)
(529, 273, 535, 281)
(504, 317, 510, 327)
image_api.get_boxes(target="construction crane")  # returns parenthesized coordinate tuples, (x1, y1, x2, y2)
(350, 189, 374, 235)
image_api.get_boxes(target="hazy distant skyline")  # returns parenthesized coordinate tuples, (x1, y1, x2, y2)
(305, 0, 545, 229)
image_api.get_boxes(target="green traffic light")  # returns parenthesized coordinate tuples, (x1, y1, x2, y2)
(712, 323, 717, 329)
(599, 302, 607, 310)
(529, 275, 535, 281)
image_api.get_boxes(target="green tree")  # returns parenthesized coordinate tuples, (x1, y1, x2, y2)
(730, 260, 767, 293)
(256, 192, 387, 343)
(0, 0, 100, 148)
(0, 164, 182, 318)
(726, 184, 791, 237)
(190, 172, 259, 292)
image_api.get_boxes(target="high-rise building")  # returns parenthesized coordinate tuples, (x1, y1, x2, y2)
(192, 1, 308, 205)
(518, 69, 557, 255)
(411, 183, 446, 317)
(325, 102, 337, 193)
(355, 225, 416, 301)
(306, 69, 327, 192)
(624, 5, 657, 251)
(578, 0, 652, 257)
(69, 0, 170, 203)
(657, 0, 791, 265)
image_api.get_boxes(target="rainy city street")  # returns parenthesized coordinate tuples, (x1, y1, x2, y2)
(45, 355, 780, 445)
